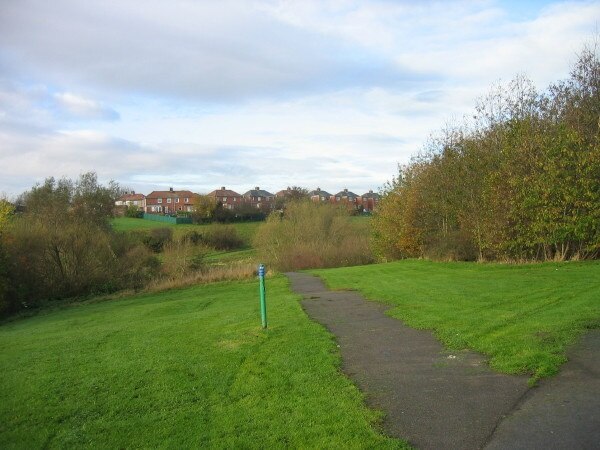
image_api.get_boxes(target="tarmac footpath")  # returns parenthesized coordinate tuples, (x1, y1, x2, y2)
(286, 272, 599, 450)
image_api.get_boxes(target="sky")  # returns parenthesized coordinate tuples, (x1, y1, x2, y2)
(0, 0, 598, 197)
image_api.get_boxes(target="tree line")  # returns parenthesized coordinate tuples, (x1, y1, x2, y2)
(373, 44, 599, 262)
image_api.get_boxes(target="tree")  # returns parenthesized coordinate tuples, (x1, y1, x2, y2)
(374, 41, 600, 261)
(192, 194, 217, 222)
(0, 197, 14, 232)
(274, 186, 310, 209)
(23, 172, 121, 229)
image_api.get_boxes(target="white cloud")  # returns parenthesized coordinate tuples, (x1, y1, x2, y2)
(54, 92, 119, 120)
(0, 0, 598, 196)
(0, 0, 409, 101)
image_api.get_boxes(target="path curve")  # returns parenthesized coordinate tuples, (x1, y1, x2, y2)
(287, 272, 600, 449)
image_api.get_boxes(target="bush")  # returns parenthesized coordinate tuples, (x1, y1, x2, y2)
(2, 218, 121, 306)
(160, 239, 206, 279)
(0, 217, 163, 317)
(202, 224, 244, 250)
(182, 230, 203, 245)
(125, 205, 143, 218)
(423, 231, 478, 261)
(253, 201, 373, 271)
(121, 245, 161, 289)
(0, 240, 11, 315)
(143, 227, 173, 252)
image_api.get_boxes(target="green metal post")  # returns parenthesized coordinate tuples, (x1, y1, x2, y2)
(258, 264, 267, 329)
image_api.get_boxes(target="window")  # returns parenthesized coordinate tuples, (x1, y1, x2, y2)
(167, 198, 172, 203)
(233, 197, 237, 202)
(258, 196, 262, 201)
(175, 198, 180, 203)
(158, 198, 162, 203)
(223, 197, 227, 202)
(184, 197, 189, 203)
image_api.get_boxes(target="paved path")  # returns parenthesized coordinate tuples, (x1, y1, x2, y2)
(485, 330, 600, 450)
(286, 272, 599, 450)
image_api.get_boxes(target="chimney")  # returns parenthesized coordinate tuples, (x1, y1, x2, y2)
(169, 187, 173, 192)
(255, 186, 260, 190)
(317, 187, 321, 192)
(344, 188, 348, 192)
(369, 190, 373, 193)
(287, 186, 291, 191)
(221, 186, 226, 190)
(131, 190, 135, 194)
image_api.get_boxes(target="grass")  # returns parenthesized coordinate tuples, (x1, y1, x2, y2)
(0, 277, 407, 449)
(312, 260, 600, 382)
(112, 217, 261, 266)
(204, 248, 257, 265)
(111, 217, 262, 244)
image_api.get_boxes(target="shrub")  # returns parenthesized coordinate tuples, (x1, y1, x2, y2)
(423, 231, 478, 262)
(2, 218, 120, 306)
(182, 230, 203, 245)
(161, 239, 207, 279)
(104, 231, 161, 289)
(253, 201, 373, 271)
(125, 204, 143, 218)
(143, 227, 173, 252)
(202, 224, 245, 250)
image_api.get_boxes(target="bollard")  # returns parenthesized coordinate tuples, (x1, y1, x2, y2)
(258, 264, 267, 329)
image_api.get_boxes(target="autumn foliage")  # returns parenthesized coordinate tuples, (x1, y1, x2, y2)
(374, 44, 600, 261)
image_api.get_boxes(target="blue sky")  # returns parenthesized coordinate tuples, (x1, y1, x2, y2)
(0, 0, 598, 196)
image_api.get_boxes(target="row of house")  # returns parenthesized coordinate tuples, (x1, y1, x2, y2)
(116, 186, 381, 214)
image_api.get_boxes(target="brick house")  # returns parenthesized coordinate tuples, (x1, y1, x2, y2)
(275, 187, 294, 199)
(243, 187, 275, 210)
(207, 187, 243, 210)
(360, 190, 381, 212)
(115, 192, 146, 210)
(332, 188, 359, 208)
(308, 187, 332, 202)
(145, 188, 195, 214)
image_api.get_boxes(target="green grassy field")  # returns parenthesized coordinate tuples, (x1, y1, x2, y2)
(313, 260, 600, 381)
(111, 217, 260, 265)
(111, 217, 261, 244)
(0, 277, 406, 449)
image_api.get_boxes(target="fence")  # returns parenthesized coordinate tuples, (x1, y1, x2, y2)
(143, 213, 193, 224)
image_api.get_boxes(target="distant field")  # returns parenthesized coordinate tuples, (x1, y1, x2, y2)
(0, 277, 406, 448)
(111, 217, 262, 243)
(313, 260, 600, 381)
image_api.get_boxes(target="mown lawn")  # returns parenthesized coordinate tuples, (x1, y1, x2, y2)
(313, 260, 600, 381)
(0, 277, 407, 449)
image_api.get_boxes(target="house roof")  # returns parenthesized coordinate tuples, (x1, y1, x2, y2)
(146, 190, 195, 200)
(309, 188, 332, 198)
(118, 193, 145, 201)
(243, 187, 274, 198)
(208, 187, 242, 197)
(334, 189, 359, 199)
(276, 187, 293, 197)
(361, 190, 380, 199)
